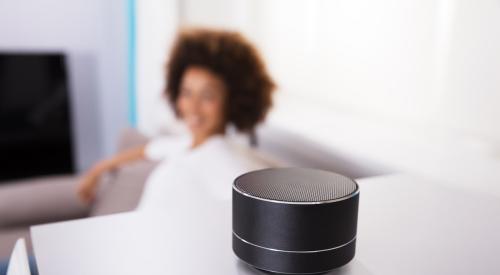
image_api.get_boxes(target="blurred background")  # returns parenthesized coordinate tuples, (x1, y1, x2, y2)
(0, 0, 499, 193)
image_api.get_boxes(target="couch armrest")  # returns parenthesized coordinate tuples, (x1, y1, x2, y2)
(116, 128, 149, 152)
(0, 175, 90, 228)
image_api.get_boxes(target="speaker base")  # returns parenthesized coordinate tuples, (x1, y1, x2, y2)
(233, 234, 356, 274)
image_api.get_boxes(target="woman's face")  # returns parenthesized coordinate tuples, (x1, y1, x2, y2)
(177, 66, 227, 140)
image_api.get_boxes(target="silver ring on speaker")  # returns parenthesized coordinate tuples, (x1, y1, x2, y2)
(233, 231, 357, 254)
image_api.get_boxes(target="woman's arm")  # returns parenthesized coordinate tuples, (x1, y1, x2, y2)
(77, 145, 147, 204)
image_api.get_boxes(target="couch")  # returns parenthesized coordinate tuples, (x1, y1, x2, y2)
(0, 129, 156, 258)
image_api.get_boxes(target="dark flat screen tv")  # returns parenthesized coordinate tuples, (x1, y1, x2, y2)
(0, 52, 74, 181)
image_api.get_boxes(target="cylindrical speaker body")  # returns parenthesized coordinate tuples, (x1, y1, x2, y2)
(232, 168, 359, 274)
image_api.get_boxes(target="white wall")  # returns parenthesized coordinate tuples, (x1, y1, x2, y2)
(0, 0, 129, 171)
(174, 0, 500, 144)
(180, 0, 252, 31)
(135, 0, 180, 136)
(437, 0, 500, 142)
(257, 0, 438, 120)
(99, 0, 129, 161)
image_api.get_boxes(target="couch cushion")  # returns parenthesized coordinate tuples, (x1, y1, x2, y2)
(89, 161, 157, 216)
(89, 128, 155, 216)
(116, 128, 150, 152)
(0, 175, 90, 229)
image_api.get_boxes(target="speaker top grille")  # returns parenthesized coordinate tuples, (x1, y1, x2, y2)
(233, 168, 358, 203)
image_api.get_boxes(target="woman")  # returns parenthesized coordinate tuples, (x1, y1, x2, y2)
(77, 28, 276, 209)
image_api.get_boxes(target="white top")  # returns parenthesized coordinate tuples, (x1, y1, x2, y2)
(137, 134, 273, 210)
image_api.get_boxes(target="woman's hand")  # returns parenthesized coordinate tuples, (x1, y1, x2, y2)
(77, 162, 109, 204)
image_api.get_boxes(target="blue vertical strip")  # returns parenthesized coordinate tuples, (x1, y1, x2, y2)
(127, 0, 137, 127)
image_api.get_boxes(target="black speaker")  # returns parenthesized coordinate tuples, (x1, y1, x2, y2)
(232, 168, 359, 274)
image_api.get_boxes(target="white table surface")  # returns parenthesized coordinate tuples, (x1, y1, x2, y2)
(31, 173, 500, 275)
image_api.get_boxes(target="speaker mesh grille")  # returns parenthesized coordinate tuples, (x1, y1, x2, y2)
(234, 168, 358, 203)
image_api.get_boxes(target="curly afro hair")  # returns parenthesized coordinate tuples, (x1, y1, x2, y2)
(165, 28, 275, 133)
